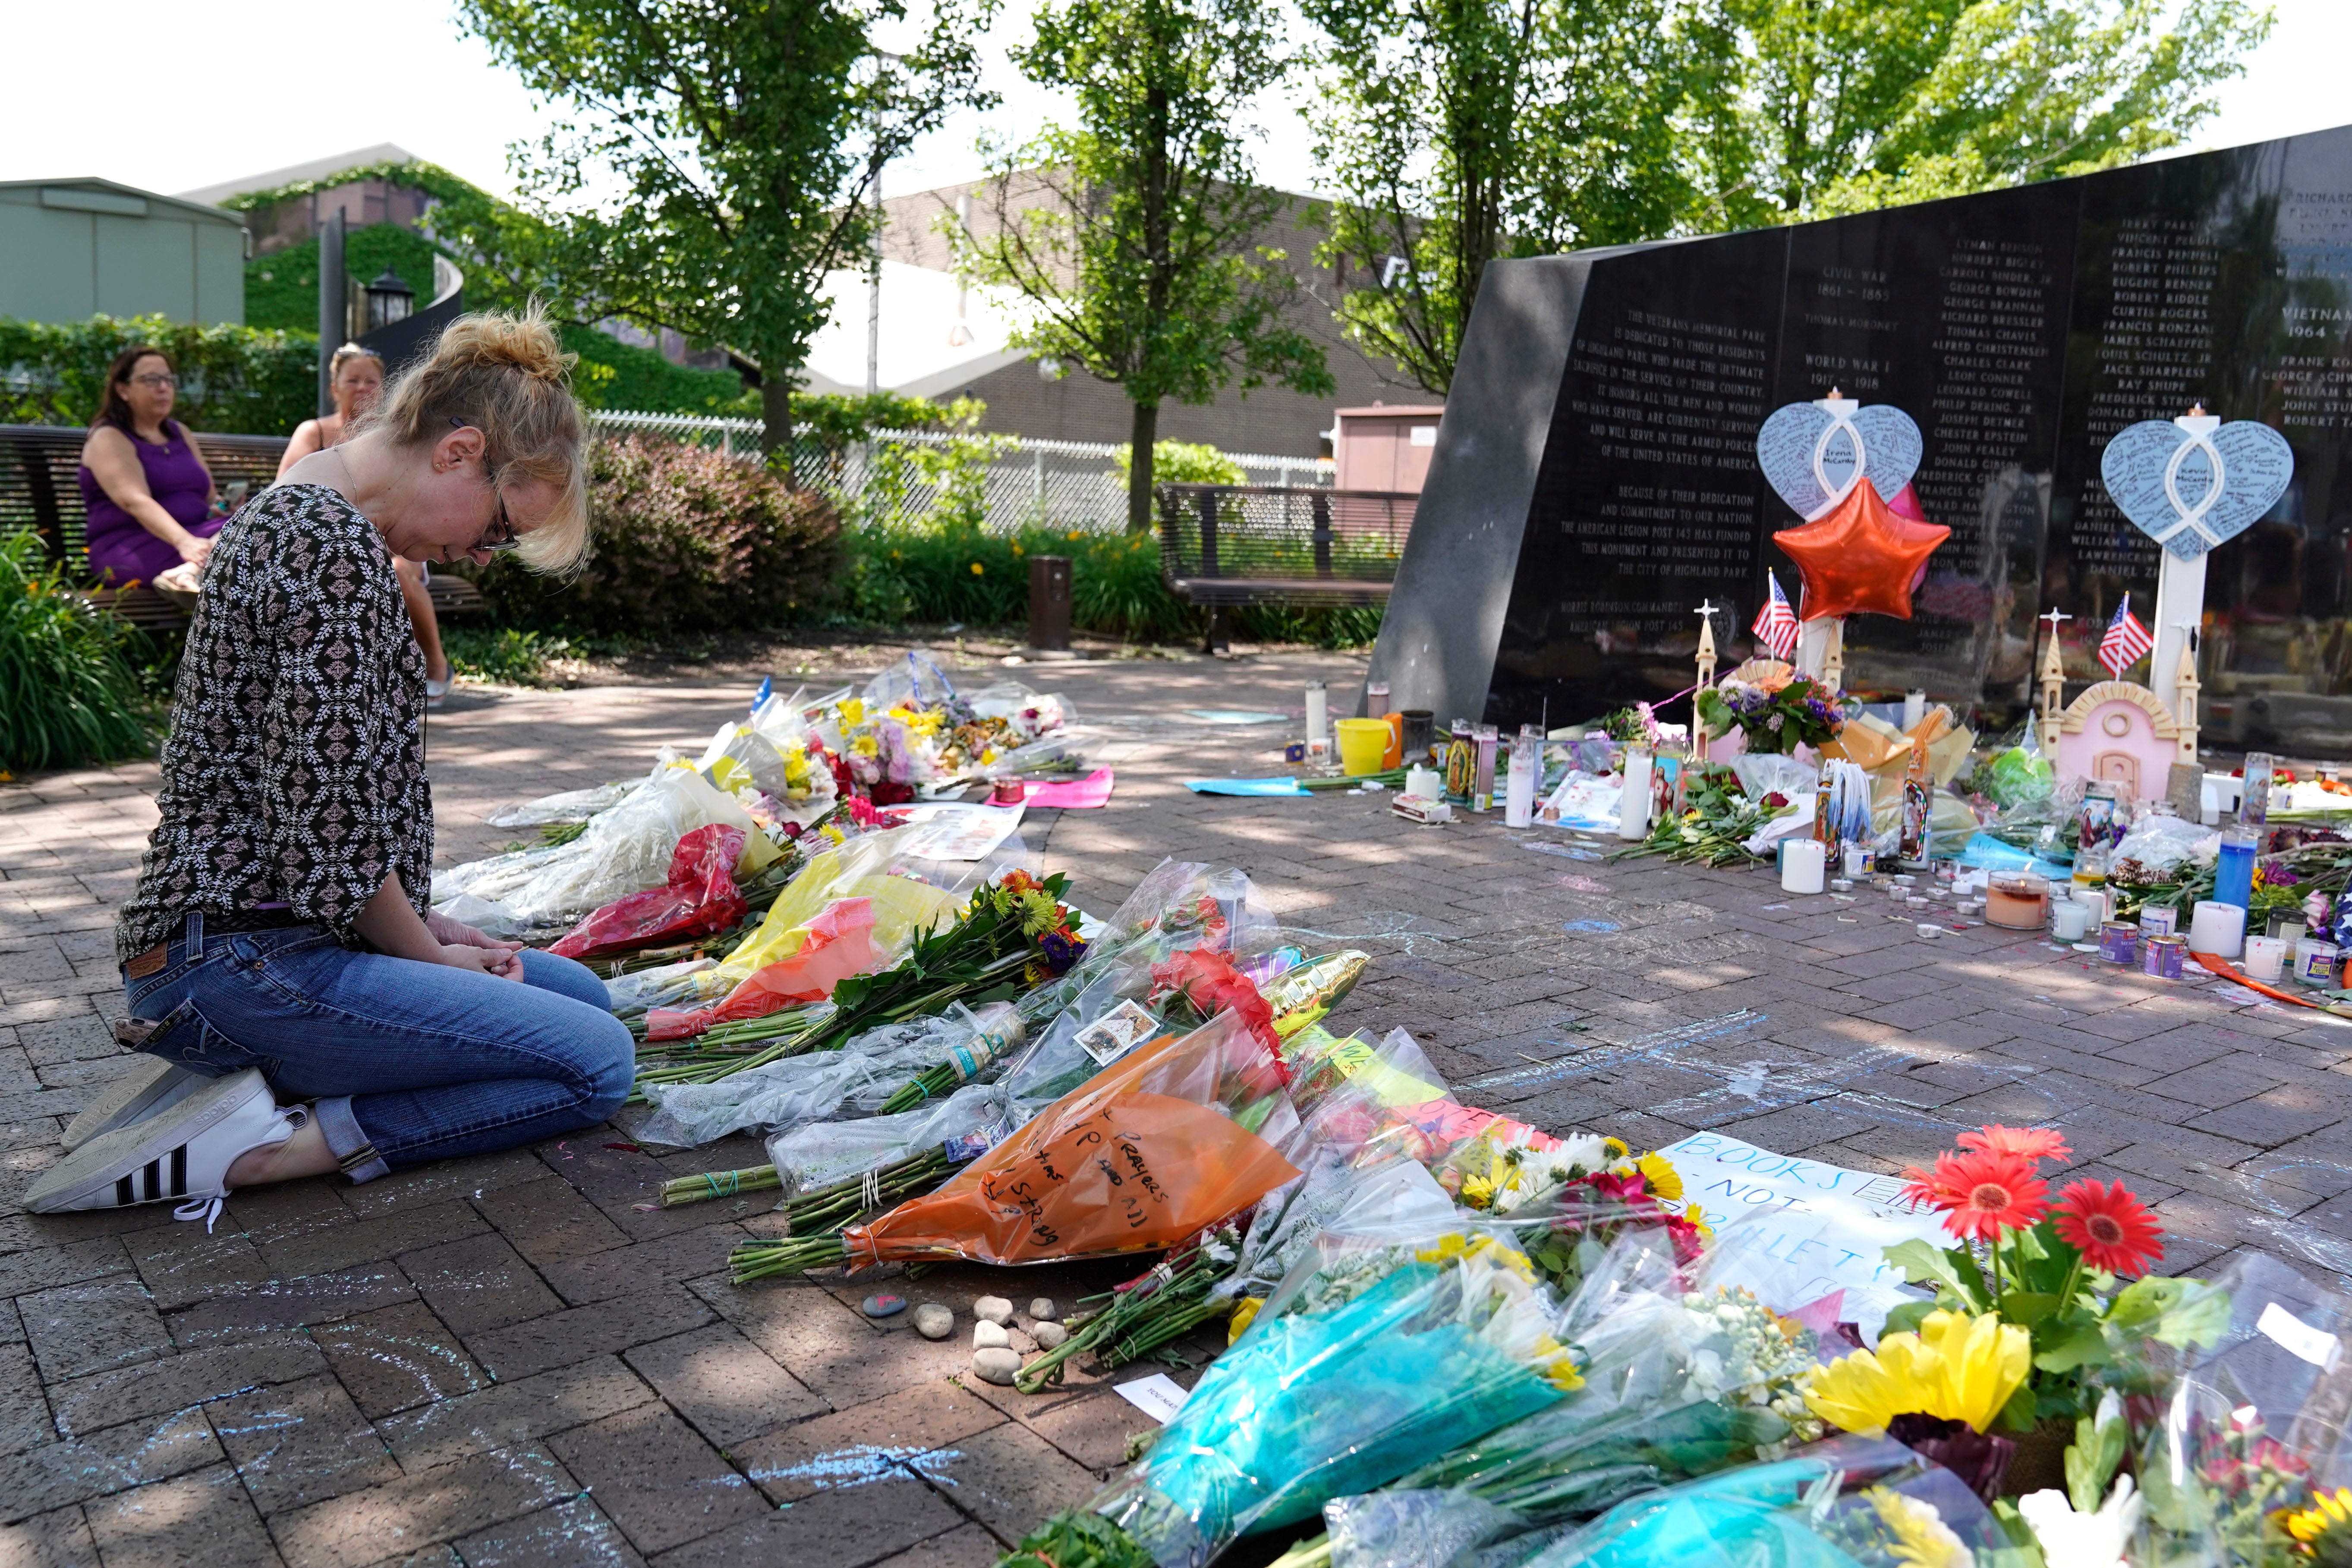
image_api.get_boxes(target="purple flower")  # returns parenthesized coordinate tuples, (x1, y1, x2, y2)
(1040, 930, 1084, 974)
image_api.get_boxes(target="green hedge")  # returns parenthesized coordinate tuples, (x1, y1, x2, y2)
(0, 316, 316, 434)
(465, 435, 841, 635)
(839, 522, 1381, 648)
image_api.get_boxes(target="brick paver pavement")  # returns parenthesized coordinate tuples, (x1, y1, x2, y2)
(7, 643, 2352, 1564)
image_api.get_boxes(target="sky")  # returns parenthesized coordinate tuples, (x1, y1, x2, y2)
(3, 0, 2346, 212)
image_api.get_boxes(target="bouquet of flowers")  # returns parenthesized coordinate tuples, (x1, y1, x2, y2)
(1516, 1433, 2011, 1567)
(1285, 1238, 1831, 1568)
(546, 824, 749, 960)
(832, 685, 1069, 803)
(1877, 1123, 2226, 1442)
(636, 1001, 1026, 1154)
(1006, 1217, 1631, 1568)
(730, 1008, 1300, 1278)
(1694, 668, 1844, 756)
(1615, 765, 1796, 868)
(640, 869, 1082, 1063)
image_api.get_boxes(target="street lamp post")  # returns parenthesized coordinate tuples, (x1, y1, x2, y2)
(365, 270, 415, 333)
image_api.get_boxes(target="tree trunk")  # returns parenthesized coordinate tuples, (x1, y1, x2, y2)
(1126, 400, 1159, 535)
(761, 376, 795, 482)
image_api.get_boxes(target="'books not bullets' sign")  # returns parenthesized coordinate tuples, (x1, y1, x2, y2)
(1655, 1132, 1951, 1341)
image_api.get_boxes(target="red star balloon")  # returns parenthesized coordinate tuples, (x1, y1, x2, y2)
(1772, 478, 1949, 621)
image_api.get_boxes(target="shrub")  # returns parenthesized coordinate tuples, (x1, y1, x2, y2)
(0, 532, 154, 774)
(466, 436, 841, 635)
(441, 626, 581, 687)
(1110, 440, 1247, 488)
(0, 315, 317, 434)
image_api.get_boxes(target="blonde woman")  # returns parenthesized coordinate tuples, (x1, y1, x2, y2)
(280, 343, 454, 704)
(31, 312, 630, 1224)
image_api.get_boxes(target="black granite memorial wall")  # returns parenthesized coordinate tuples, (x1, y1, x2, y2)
(1370, 124, 2352, 757)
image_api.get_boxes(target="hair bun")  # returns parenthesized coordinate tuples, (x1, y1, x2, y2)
(436, 312, 576, 384)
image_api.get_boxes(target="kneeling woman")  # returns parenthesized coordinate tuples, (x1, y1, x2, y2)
(30, 312, 633, 1223)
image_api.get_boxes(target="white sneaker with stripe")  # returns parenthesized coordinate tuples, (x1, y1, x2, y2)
(63, 1056, 208, 1152)
(25, 1069, 304, 1230)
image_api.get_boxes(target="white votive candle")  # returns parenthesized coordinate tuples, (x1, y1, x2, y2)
(2244, 935, 2287, 981)
(2187, 899, 2245, 960)
(1781, 840, 1826, 894)
(2051, 900, 2092, 941)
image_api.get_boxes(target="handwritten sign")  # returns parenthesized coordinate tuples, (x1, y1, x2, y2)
(2099, 415, 2294, 561)
(1656, 1132, 1947, 1340)
(1756, 399, 1923, 520)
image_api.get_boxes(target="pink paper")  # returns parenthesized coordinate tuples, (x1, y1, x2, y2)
(1021, 767, 1115, 809)
(1787, 1289, 1847, 1336)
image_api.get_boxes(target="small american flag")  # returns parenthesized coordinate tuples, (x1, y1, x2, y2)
(2097, 593, 2153, 678)
(1752, 571, 1800, 661)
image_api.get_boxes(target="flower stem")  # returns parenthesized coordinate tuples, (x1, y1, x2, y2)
(658, 1165, 780, 1207)
(728, 1233, 848, 1282)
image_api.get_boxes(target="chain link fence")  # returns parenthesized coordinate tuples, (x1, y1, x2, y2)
(585, 409, 1331, 535)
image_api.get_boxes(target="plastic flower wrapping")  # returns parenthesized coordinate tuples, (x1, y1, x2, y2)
(433, 657, 1070, 939)
(838, 1006, 1301, 1269)
(1309, 1227, 1834, 1568)
(1516, 1434, 2009, 1568)
(829, 666, 1070, 801)
(1075, 1212, 1628, 1567)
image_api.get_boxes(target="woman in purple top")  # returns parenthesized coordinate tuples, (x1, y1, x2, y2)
(79, 346, 223, 585)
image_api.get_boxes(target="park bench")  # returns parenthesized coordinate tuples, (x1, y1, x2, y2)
(0, 422, 484, 631)
(1155, 481, 1415, 652)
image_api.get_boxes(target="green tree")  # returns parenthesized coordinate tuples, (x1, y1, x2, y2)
(1305, 0, 1725, 395)
(959, 0, 1335, 532)
(1309, 0, 2268, 393)
(454, 0, 997, 456)
(1702, 0, 2271, 220)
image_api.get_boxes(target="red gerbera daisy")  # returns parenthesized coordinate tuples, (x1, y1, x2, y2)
(2053, 1178, 2165, 1277)
(1902, 1150, 2050, 1243)
(1957, 1124, 2073, 1164)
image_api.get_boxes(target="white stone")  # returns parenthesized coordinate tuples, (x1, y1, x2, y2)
(973, 1295, 1015, 1326)
(973, 1320, 1011, 1350)
(1031, 1320, 1068, 1350)
(1028, 1297, 1057, 1322)
(971, 1347, 1022, 1385)
(912, 1303, 954, 1340)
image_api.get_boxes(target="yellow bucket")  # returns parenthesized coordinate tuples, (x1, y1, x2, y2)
(1334, 718, 1391, 777)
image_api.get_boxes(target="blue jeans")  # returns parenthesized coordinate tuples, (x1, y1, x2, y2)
(123, 914, 634, 1182)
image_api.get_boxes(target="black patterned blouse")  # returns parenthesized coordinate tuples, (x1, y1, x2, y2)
(115, 484, 431, 963)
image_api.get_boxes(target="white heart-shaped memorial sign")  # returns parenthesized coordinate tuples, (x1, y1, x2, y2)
(1756, 400, 1923, 519)
(2099, 417, 2294, 562)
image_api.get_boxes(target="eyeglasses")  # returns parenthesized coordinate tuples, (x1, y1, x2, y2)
(449, 418, 522, 556)
(129, 373, 177, 389)
(475, 484, 520, 556)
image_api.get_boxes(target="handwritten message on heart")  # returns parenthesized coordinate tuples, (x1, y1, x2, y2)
(1757, 400, 1922, 520)
(2099, 416, 2294, 561)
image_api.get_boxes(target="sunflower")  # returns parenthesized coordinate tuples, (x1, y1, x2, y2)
(1956, 1123, 2072, 1164)
(2286, 1486, 2352, 1565)
(2053, 1178, 2165, 1277)
(1900, 1149, 2050, 1243)
(1865, 1487, 1973, 1568)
